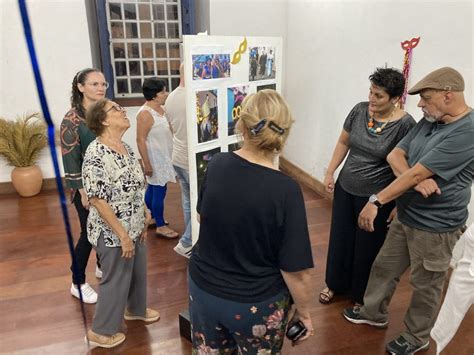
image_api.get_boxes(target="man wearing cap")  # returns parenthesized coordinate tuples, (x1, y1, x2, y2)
(342, 67, 473, 355)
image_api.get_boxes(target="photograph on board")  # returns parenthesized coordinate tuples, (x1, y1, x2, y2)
(228, 142, 240, 152)
(196, 89, 219, 143)
(257, 83, 276, 92)
(249, 46, 276, 81)
(196, 147, 221, 192)
(192, 54, 231, 80)
(227, 85, 249, 136)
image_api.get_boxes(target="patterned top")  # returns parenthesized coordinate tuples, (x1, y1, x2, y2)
(82, 139, 146, 247)
(60, 108, 96, 190)
(137, 105, 176, 186)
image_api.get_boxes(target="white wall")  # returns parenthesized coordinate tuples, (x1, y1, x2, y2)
(0, 0, 93, 182)
(208, 0, 288, 85)
(195, 0, 211, 33)
(283, 0, 474, 222)
(209, 0, 288, 38)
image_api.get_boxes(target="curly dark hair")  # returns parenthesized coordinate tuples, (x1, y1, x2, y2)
(369, 68, 405, 99)
(142, 78, 167, 101)
(70, 68, 102, 117)
(86, 98, 109, 136)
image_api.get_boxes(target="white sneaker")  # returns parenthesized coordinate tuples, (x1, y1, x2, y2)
(71, 283, 98, 304)
(173, 242, 193, 259)
(95, 266, 103, 279)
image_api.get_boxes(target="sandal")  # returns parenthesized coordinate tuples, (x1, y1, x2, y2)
(319, 287, 334, 304)
(148, 219, 169, 228)
(155, 226, 179, 239)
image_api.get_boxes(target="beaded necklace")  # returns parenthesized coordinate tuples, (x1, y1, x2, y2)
(367, 106, 396, 134)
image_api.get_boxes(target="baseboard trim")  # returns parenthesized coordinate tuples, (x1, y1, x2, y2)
(1, 161, 329, 199)
(0, 178, 64, 195)
(279, 157, 333, 201)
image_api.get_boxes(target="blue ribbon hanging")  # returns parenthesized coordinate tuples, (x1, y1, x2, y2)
(18, 0, 89, 341)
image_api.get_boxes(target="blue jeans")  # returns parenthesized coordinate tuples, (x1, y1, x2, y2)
(174, 165, 192, 247)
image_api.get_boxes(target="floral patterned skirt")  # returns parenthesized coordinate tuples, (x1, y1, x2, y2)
(189, 276, 291, 354)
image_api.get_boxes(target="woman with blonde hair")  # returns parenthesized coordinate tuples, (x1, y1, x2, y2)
(189, 90, 314, 354)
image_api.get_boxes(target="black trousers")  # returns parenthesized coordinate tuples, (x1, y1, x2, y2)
(325, 181, 394, 304)
(71, 190, 100, 285)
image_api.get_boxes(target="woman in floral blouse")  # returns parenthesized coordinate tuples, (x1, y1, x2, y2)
(82, 99, 159, 349)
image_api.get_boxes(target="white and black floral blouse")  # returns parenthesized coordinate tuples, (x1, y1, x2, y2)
(82, 139, 146, 247)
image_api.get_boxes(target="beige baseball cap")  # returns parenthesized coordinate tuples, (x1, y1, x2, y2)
(408, 67, 465, 95)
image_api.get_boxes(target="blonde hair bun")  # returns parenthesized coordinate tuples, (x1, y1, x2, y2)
(236, 89, 294, 152)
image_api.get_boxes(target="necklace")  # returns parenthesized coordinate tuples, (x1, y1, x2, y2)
(367, 106, 396, 134)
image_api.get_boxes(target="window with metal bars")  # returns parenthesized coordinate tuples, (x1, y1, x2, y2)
(105, 0, 183, 97)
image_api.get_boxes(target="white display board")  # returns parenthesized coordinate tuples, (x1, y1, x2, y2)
(183, 35, 283, 244)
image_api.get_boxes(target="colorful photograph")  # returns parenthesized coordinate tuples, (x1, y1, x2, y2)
(227, 85, 249, 136)
(249, 46, 276, 81)
(196, 147, 221, 192)
(257, 83, 276, 92)
(196, 89, 218, 143)
(192, 54, 231, 80)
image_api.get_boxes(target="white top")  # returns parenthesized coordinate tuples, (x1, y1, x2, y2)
(137, 105, 176, 186)
(164, 86, 188, 170)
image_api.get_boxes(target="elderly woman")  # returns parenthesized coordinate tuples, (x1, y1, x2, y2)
(60, 68, 106, 304)
(319, 68, 416, 305)
(83, 99, 159, 348)
(136, 78, 178, 239)
(189, 90, 314, 354)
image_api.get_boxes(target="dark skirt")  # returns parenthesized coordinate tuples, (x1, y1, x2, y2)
(325, 180, 395, 304)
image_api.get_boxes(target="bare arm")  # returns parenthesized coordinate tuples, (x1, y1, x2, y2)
(281, 269, 314, 343)
(387, 147, 410, 177)
(136, 110, 154, 177)
(378, 162, 434, 203)
(324, 129, 350, 192)
(89, 197, 135, 258)
(358, 162, 438, 231)
(387, 147, 440, 198)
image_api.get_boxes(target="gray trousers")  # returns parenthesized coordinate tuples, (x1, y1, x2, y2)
(92, 236, 147, 335)
(359, 217, 461, 346)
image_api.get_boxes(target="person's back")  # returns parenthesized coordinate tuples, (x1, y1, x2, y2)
(190, 152, 311, 301)
(164, 86, 188, 170)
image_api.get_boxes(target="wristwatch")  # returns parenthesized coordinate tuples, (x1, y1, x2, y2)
(369, 194, 382, 208)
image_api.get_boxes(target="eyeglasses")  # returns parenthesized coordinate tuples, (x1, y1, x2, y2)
(106, 103, 126, 113)
(85, 82, 109, 89)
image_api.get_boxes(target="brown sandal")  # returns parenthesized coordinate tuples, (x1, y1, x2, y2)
(319, 287, 334, 304)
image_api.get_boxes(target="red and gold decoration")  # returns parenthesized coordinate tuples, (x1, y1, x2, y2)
(400, 36, 421, 109)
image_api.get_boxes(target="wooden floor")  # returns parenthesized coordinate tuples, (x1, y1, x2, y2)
(0, 183, 472, 355)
